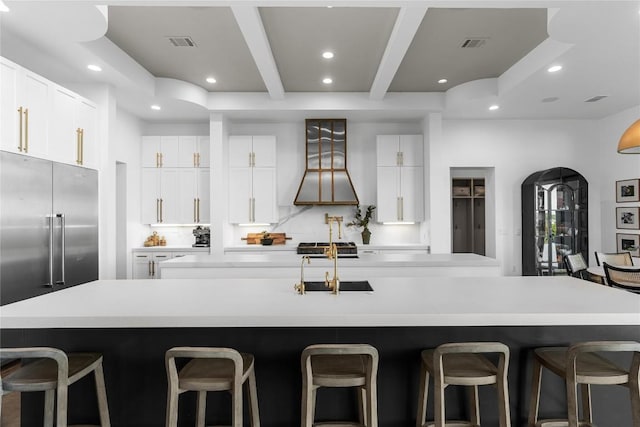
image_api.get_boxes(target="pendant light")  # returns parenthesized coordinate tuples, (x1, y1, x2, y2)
(617, 119, 640, 154)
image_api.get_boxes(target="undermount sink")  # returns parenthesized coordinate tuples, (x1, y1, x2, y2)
(303, 280, 373, 292)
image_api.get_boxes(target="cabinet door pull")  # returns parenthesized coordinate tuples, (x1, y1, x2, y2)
(156, 152, 160, 168)
(160, 198, 163, 223)
(156, 199, 160, 223)
(193, 153, 197, 167)
(252, 152, 256, 167)
(400, 196, 404, 221)
(160, 153, 163, 167)
(24, 108, 29, 153)
(17, 107, 23, 152)
(397, 197, 401, 221)
(148, 260, 152, 277)
(151, 260, 155, 277)
(197, 153, 201, 167)
(197, 198, 201, 223)
(76, 128, 82, 164)
(80, 129, 84, 164)
(194, 198, 197, 223)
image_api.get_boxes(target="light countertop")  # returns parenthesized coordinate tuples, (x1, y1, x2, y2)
(158, 252, 499, 268)
(1, 276, 638, 329)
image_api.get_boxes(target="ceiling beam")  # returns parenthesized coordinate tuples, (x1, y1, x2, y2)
(231, 5, 285, 100)
(369, 6, 427, 100)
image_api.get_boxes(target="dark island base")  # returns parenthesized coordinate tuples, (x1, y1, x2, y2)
(2, 325, 639, 427)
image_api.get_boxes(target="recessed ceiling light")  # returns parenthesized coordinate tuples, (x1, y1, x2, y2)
(489, 105, 500, 111)
(206, 77, 217, 84)
(438, 78, 448, 84)
(151, 105, 161, 111)
(327, 6, 333, 8)
(322, 77, 333, 84)
(322, 51, 334, 59)
(87, 64, 102, 72)
(547, 65, 563, 73)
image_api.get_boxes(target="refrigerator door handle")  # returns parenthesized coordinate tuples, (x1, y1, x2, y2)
(57, 214, 65, 285)
(48, 214, 54, 287)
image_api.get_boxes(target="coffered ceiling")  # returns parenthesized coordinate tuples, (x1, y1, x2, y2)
(0, 1, 638, 123)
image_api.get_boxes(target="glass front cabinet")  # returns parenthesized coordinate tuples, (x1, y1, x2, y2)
(522, 168, 588, 276)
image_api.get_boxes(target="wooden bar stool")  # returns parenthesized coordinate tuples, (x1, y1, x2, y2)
(528, 341, 640, 427)
(301, 344, 379, 427)
(165, 347, 260, 427)
(0, 347, 111, 427)
(417, 342, 511, 427)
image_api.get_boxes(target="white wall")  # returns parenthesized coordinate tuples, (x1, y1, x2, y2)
(432, 118, 599, 275)
(593, 106, 640, 254)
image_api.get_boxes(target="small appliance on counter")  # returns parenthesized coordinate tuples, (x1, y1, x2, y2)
(297, 242, 358, 258)
(193, 226, 210, 247)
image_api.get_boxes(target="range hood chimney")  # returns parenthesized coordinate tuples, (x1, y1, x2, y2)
(294, 119, 359, 205)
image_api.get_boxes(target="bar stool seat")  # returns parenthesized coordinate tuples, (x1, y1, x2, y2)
(528, 341, 640, 427)
(0, 347, 111, 427)
(301, 344, 378, 427)
(417, 342, 511, 427)
(165, 347, 260, 427)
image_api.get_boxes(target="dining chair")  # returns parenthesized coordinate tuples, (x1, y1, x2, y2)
(595, 251, 634, 266)
(563, 253, 589, 280)
(603, 263, 640, 293)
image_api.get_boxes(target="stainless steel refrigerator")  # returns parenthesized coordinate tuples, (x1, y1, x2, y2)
(1, 151, 98, 305)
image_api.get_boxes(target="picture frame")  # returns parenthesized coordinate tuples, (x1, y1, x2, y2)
(616, 207, 640, 229)
(616, 233, 640, 257)
(615, 179, 640, 202)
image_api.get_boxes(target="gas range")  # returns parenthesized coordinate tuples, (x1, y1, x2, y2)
(296, 242, 358, 258)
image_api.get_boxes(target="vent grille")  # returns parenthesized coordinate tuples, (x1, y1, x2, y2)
(584, 95, 608, 103)
(460, 38, 487, 48)
(167, 36, 196, 47)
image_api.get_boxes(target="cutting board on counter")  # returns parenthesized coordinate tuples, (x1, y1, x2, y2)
(242, 233, 290, 245)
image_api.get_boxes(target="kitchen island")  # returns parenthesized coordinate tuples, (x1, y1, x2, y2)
(157, 252, 501, 279)
(1, 276, 639, 426)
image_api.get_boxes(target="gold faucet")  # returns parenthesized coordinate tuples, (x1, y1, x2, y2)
(294, 256, 311, 295)
(324, 215, 342, 294)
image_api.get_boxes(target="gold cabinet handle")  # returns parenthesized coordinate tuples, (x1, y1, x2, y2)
(160, 153, 163, 167)
(193, 153, 197, 167)
(23, 108, 29, 153)
(197, 198, 201, 223)
(148, 260, 152, 277)
(80, 128, 84, 165)
(17, 107, 23, 152)
(156, 199, 160, 223)
(400, 196, 404, 221)
(76, 128, 82, 164)
(151, 260, 155, 277)
(156, 153, 159, 168)
(248, 152, 252, 167)
(160, 198, 163, 223)
(194, 198, 197, 223)
(252, 152, 256, 167)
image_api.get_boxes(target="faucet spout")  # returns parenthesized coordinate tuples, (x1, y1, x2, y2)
(294, 256, 311, 295)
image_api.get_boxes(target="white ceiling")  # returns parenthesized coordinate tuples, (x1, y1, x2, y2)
(0, 1, 639, 124)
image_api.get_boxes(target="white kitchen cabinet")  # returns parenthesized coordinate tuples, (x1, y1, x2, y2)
(177, 136, 210, 168)
(178, 168, 210, 224)
(141, 168, 181, 224)
(49, 86, 98, 168)
(132, 248, 209, 279)
(376, 135, 424, 222)
(229, 135, 276, 168)
(0, 57, 50, 159)
(141, 136, 180, 168)
(228, 135, 277, 224)
(376, 135, 423, 167)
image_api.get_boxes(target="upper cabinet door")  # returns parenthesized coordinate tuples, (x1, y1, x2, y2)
(399, 135, 423, 167)
(1, 58, 20, 154)
(376, 135, 400, 166)
(197, 136, 210, 168)
(177, 136, 197, 167)
(76, 99, 98, 169)
(19, 69, 50, 159)
(141, 136, 161, 167)
(160, 136, 179, 168)
(49, 85, 77, 165)
(251, 136, 276, 168)
(228, 135, 253, 168)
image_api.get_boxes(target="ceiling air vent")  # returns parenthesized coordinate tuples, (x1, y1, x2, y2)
(460, 38, 487, 48)
(167, 36, 196, 47)
(584, 95, 608, 103)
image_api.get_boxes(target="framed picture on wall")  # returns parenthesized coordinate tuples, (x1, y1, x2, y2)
(616, 207, 640, 229)
(616, 233, 640, 256)
(615, 179, 640, 202)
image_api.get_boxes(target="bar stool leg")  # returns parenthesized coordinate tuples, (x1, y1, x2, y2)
(417, 365, 429, 427)
(580, 384, 592, 424)
(166, 383, 179, 427)
(196, 391, 206, 427)
(301, 376, 314, 427)
(247, 368, 261, 427)
(469, 385, 480, 425)
(368, 377, 378, 427)
(528, 359, 543, 426)
(357, 386, 366, 425)
(56, 382, 69, 427)
(94, 361, 111, 427)
(566, 376, 579, 427)
(44, 389, 55, 427)
(232, 382, 242, 427)
(434, 377, 446, 427)
(497, 369, 511, 427)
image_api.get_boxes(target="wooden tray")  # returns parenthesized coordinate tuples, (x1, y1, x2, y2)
(241, 232, 290, 245)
